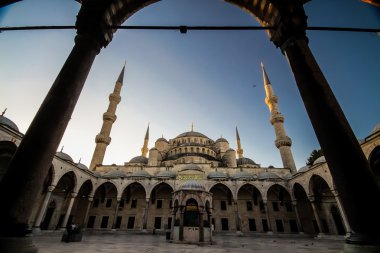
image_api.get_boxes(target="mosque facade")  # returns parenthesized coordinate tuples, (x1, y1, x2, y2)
(0, 65, 379, 242)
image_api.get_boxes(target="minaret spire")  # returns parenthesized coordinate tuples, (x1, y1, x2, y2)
(141, 123, 149, 157)
(89, 64, 125, 170)
(1, 108, 7, 116)
(236, 126, 244, 159)
(262, 63, 297, 173)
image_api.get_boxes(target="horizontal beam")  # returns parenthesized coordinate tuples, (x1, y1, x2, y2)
(0, 25, 379, 33)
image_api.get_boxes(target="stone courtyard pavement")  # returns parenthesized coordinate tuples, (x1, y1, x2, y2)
(33, 232, 345, 253)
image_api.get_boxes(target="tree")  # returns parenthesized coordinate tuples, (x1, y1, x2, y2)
(306, 149, 323, 166)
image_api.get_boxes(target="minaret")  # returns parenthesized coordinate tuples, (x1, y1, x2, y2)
(262, 63, 297, 173)
(141, 123, 149, 157)
(89, 64, 125, 170)
(236, 126, 244, 159)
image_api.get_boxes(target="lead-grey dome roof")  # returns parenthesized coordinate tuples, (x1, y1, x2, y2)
(0, 115, 19, 131)
(313, 156, 326, 165)
(215, 138, 229, 143)
(129, 170, 151, 179)
(176, 131, 209, 139)
(237, 157, 257, 166)
(76, 162, 88, 170)
(258, 172, 281, 180)
(56, 151, 74, 162)
(129, 156, 148, 164)
(156, 137, 168, 142)
(156, 171, 176, 179)
(298, 165, 310, 173)
(179, 181, 205, 191)
(207, 171, 228, 180)
(232, 171, 255, 180)
(372, 123, 380, 134)
(102, 170, 127, 179)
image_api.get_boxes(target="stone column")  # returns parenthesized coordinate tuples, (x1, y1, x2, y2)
(61, 192, 77, 229)
(266, 2, 380, 247)
(82, 196, 93, 230)
(170, 211, 176, 240)
(332, 190, 352, 235)
(142, 198, 150, 230)
(179, 208, 184, 241)
(111, 198, 121, 230)
(308, 196, 324, 235)
(33, 185, 55, 230)
(234, 201, 241, 233)
(263, 200, 272, 233)
(208, 212, 213, 242)
(199, 210, 204, 242)
(292, 200, 304, 234)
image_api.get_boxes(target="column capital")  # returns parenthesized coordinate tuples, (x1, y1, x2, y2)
(308, 195, 316, 202)
(88, 196, 94, 202)
(47, 185, 56, 192)
(70, 192, 78, 198)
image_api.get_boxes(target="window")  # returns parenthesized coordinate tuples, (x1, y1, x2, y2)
(156, 199, 163, 209)
(272, 202, 279, 211)
(285, 202, 292, 212)
(168, 217, 172, 228)
(87, 216, 95, 228)
(100, 216, 109, 229)
(106, 199, 112, 208)
(131, 199, 137, 208)
(119, 199, 124, 208)
(276, 219, 284, 232)
(246, 201, 253, 211)
(127, 216, 135, 229)
(221, 201, 227, 210)
(169, 200, 172, 208)
(249, 219, 256, 231)
(262, 219, 268, 232)
(221, 218, 229, 231)
(92, 199, 99, 207)
(289, 219, 298, 232)
(115, 216, 122, 229)
(154, 217, 162, 229)
(259, 201, 265, 212)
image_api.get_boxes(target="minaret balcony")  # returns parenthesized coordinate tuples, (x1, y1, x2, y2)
(103, 112, 117, 122)
(275, 136, 292, 148)
(95, 134, 111, 145)
(109, 93, 121, 103)
(270, 112, 284, 124)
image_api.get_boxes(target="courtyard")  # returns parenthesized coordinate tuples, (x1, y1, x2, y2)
(33, 232, 345, 253)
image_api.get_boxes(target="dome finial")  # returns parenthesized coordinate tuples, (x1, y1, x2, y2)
(1, 108, 7, 116)
(60, 145, 64, 152)
(78, 157, 81, 163)
(191, 122, 194, 132)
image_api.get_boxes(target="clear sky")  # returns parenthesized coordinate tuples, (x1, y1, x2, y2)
(0, 0, 379, 170)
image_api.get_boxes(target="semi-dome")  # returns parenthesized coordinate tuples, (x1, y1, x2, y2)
(180, 164, 203, 172)
(282, 173, 293, 180)
(313, 156, 326, 165)
(232, 171, 255, 180)
(76, 162, 88, 170)
(176, 131, 209, 139)
(156, 137, 168, 143)
(129, 170, 151, 179)
(207, 171, 228, 180)
(215, 138, 229, 143)
(156, 171, 176, 179)
(129, 156, 148, 164)
(298, 165, 310, 173)
(102, 170, 127, 179)
(258, 172, 281, 180)
(56, 151, 74, 162)
(237, 157, 257, 166)
(179, 180, 205, 191)
(0, 115, 19, 131)
(372, 123, 380, 134)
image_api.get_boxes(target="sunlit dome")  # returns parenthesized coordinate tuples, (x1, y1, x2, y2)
(298, 165, 310, 173)
(282, 173, 293, 180)
(56, 151, 74, 163)
(179, 181, 205, 191)
(76, 162, 88, 170)
(215, 138, 228, 143)
(176, 131, 209, 139)
(237, 157, 257, 166)
(313, 156, 326, 165)
(129, 156, 148, 164)
(156, 137, 168, 142)
(156, 171, 176, 179)
(372, 123, 380, 134)
(0, 114, 19, 131)
(232, 171, 255, 180)
(102, 170, 127, 179)
(129, 170, 151, 179)
(207, 171, 228, 180)
(258, 172, 281, 180)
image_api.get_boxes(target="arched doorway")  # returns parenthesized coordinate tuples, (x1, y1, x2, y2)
(184, 198, 199, 227)
(293, 183, 315, 234)
(237, 184, 263, 232)
(267, 184, 294, 233)
(0, 141, 17, 183)
(150, 183, 173, 231)
(71, 180, 93, 228)
(119, 182, 146, 230)
(209, 183, 234, 231)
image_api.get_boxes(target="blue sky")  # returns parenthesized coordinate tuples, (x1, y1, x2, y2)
(0, 0, 379, 169)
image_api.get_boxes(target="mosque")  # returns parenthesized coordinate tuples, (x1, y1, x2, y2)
(0, 64, 379, 243)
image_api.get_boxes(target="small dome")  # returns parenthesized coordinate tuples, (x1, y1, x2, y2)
(313, 156, 326, 165)
(0, 115, 19, 131)
(215, 138, 229, 143)
(176, 131, 209, 139)
(129, 156, 148, 164)
(372, 123, 380, 134)
(225, 148, 235, 152)
(156, 171, 176, 179)
(282, 173, 292, 180)
(258, 172, 281, 180)
(232, 171, 255, 180)
(207, 171, 228, 180)
(102, 170, 127, 179)
(358, 139, 365, 144)
(237, 157, 257, 166)
(56, 151, 74, 162)
(76, 162, 88, 170)
(156, 137, 168, 143)
(179, 180, 205, 191)
(298, 165, 310, 173)
(180, 164, 203, 171)
(129, 170, 151, 179)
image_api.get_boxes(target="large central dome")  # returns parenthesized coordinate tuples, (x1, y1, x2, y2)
(176, 131, 209, 139)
